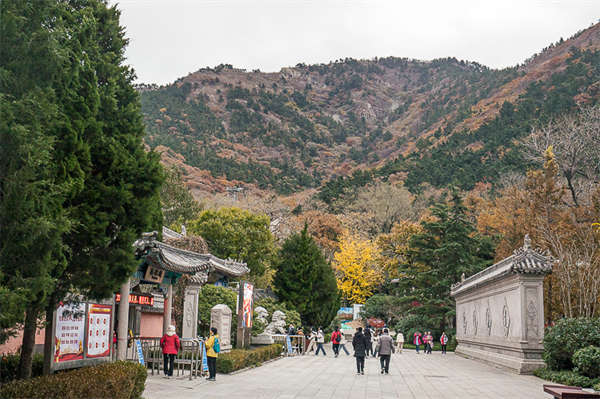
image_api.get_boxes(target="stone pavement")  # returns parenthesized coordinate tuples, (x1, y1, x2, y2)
(143, 344, 554, 399)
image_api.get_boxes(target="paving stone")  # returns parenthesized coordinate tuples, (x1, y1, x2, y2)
(143, 343, 553, 398)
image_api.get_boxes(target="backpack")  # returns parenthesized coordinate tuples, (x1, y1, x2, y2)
(332, 331, 341, 344)
(213, 336, 220, 353)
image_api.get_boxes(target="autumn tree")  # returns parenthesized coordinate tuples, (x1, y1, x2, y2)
(521, 106, 600, 208)
(332, 232, 383, 304)
(299, 211, 344, 259)
(273, 224, 339, 327)
(377, 220, 423, 280)
(345, 181, 417, 235)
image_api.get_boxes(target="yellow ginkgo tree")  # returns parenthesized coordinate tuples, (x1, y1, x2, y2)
(332, 232, 383, 304)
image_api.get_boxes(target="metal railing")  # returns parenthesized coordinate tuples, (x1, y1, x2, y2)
(123, 337, 205, 380)
(270, 334, 306, 356)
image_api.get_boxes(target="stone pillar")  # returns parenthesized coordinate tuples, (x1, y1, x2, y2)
(163, 283, 173, 335)
(182, 284, 201, 338)
(117, 280, 130, 361)
(211, 304, 232, 352)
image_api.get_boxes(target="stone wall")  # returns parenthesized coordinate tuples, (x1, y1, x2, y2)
(450, 237, 553, 374)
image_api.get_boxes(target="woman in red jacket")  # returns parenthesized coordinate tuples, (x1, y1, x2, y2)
(160, 325, 180, 379)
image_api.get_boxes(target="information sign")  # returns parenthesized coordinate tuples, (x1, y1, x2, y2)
(55, 302, 86, 362)
(87, 304, 112, 358)
(136, 340, 145, 365)
(286, 335, 293, 355)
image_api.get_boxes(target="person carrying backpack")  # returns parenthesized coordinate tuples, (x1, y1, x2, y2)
(205, 327, 220, 381)
(331, 327, 342, 357)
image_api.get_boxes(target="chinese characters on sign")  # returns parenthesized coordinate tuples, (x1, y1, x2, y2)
(144, 265, 165, 283)
(115, 293, 154, 306)
(55, 303, 85, 362)
(87, 304, 112, 358)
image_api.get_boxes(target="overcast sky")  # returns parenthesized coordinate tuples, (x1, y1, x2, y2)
(111, 0, 599, 85)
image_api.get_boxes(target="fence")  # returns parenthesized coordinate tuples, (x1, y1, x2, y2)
(270, 334, 306, 356)
(121, 337, 205, 380)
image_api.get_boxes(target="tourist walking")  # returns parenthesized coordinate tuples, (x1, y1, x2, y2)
(205, 327, 219, 381)
(395, 331, 404, 354)
(440, 332, 449, 354)
(352, 327, 368, 375)
(339, 330, 350, 355)
(423, 331, 431, 354)
(306, 327, 317, 354)
(372, 329, 380, 357)
(160, 325, 180, 379)
(364, 326, 373, 358)
(426, 331, 433, 354)
(376, 328, 395, 374)
(315, 326, 326, 356)
(413, 331, 422, 354)
(331, 327, 342, 357)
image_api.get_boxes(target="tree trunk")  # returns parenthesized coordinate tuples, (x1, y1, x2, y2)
(43, 305, 55, 376)
(18, 307, 40, 380)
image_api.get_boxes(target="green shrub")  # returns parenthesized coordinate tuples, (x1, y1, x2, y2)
(594, 382, 600, 392)
(1, 353, 44, 383)
(216, 344, 282, 374)
(0, 361, 147, 399)
(533, 366, 598, 388)
(573, 346, 600, 379)
(543, 318, 600, 371)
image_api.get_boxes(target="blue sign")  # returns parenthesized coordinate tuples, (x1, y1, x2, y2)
(202, 343, 208, 371)
(135, 340, 144, 366)
(286, 336, 293, 355)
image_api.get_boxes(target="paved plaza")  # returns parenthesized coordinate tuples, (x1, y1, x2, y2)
(144, 344, 556, 399)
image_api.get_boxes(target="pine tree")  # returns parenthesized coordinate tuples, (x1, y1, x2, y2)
(273, 223, 339, 327)
(401, 190, 495, 330)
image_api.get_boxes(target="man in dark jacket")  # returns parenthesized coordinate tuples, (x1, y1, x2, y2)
(376, 328, 395, 374)
(364, 326, 373, 358)
(352, 327, 368, 375)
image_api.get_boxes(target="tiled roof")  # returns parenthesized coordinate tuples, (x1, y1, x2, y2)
(134, 231, 250, 278)
(162, 226, 184, 240)
(451, 235, 553, 297)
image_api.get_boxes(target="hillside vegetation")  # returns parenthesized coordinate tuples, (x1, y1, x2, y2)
(140, 23, 600, 196)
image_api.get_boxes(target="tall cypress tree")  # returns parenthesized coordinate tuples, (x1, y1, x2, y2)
(400, 190, 495, 331)
(1, 0, 163, 379)
(273, 223, 339, 327)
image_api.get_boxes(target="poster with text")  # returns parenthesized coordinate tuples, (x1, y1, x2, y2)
(242, 282, 253, 328)
(55, 302, 86, 362)
(87, 304, 112, 358)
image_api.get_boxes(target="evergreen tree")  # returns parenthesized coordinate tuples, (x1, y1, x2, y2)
(399, 190, 495, 330)
(273, 223, 339, 327)
(160, 164, 203, 229)
(1, 0, 163, 378)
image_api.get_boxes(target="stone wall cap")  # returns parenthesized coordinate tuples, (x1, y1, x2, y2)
(451, 236, 553, 297)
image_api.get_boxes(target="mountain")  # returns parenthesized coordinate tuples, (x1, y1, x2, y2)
(139, 23, 600, 197)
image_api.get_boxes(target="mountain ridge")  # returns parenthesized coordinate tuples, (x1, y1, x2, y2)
(139, 22, 600, 196)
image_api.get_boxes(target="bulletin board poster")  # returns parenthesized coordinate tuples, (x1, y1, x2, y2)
(87, 304, 112, 358)
(54, 302, 86, 362)
(242, 282, 253, 328)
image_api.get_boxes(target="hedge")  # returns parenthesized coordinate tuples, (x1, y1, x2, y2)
(0, 361, 147, 399)
(216, 344, 282, 374)
(573, 346, 600, 379)
(533, 367, 599, 389)
(1, 353, 44, 383)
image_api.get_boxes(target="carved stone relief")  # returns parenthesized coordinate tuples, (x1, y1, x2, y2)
(526, 300, 539, 340)
(502, 304, 510, 337)
(473, 311, 478, 335)
(462, 311, 467, 334)
(485, 306, 492, 336)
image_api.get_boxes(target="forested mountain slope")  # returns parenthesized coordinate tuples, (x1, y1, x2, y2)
(140, 23, 600, 195)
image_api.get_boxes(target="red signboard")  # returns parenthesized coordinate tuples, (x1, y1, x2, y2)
(115, 293, 154, 306)
(54, 303, 85, 363)
(87, 304, 112, 358)
(368, 318, 385, 328)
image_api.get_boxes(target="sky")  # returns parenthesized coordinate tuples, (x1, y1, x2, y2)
(111, 0, 600, 85)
